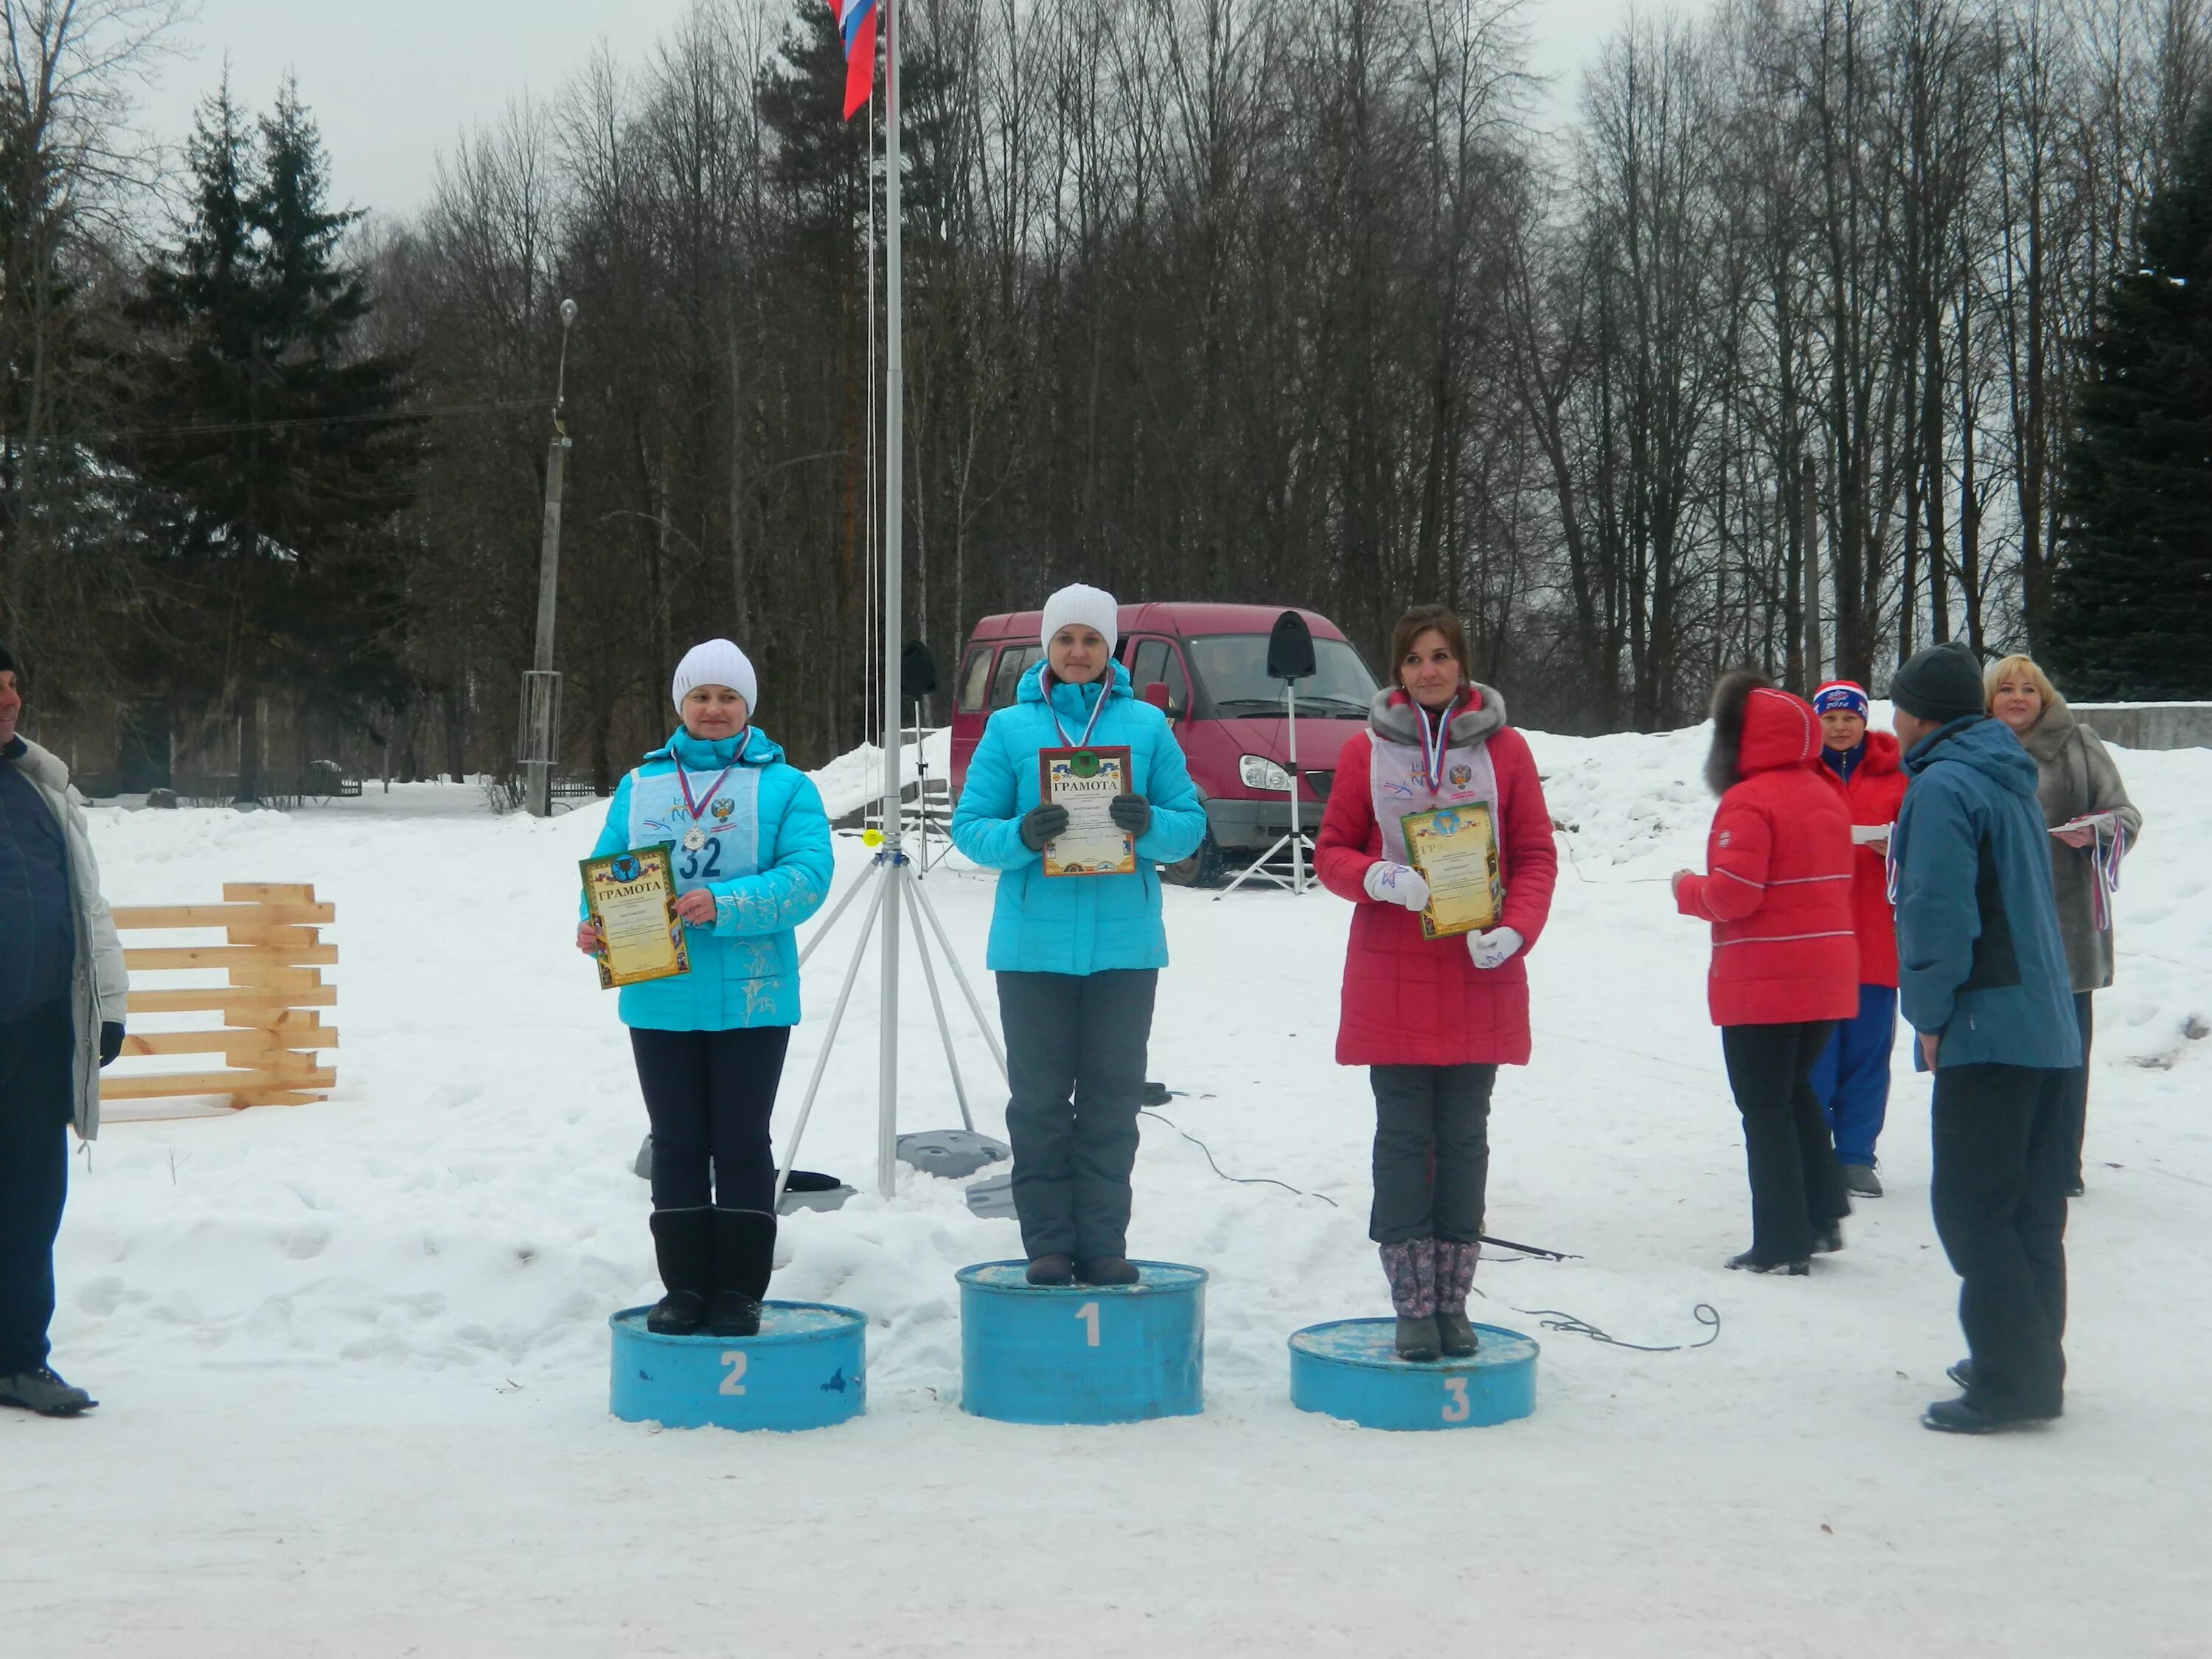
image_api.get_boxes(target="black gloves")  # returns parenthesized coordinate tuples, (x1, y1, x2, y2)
(1109, 794, 1151, 838)
(99, 1022, 125, 1068)
(1020, 803, 1071, 852)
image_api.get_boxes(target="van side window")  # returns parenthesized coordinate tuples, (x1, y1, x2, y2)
(990, 644, 1042, 709)
(1161, 645, 1191, 716)
(1130, 639, 1168, 693)
(956, 645, 992, 713)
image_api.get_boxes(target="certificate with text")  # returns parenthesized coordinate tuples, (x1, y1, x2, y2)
(1038, 745, 1137, 877)
(1400, 804, 1503, 940)
(581, 844, 692, 989)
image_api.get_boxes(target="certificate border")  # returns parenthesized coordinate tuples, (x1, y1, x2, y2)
(1036, 744, 1138, 877)
(1399, 803, 1502, 941)
(580, 841, 692, 989)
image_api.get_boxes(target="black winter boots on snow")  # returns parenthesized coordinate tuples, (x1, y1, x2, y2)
(648, 1206, 776, 1338)
(0, 1366, 97, 1416)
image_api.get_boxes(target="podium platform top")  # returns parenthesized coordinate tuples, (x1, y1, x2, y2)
(956, 1261, 1208, 1297)
(609, 1301, 866, 1346)
(1289, 1318, 1537, 1373)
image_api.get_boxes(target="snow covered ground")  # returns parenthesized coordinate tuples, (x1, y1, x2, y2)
(10, 722, 2209, 1657)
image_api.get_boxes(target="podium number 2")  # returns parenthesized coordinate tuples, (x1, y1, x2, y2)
(1441, 1377, 1470, 1423)
(720, 1351, 749, 1395)
(1075, 1302, 1101, 1348)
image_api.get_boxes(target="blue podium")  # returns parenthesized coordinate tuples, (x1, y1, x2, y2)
(957, 1261, 1207, 1425)
(608, 1302, 867, 1432)
(1288, 1319, 1537, 1430)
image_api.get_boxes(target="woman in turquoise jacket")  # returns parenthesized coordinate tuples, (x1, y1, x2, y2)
(951, 584, 1206, 1287)
(576, 639, 832, 1339)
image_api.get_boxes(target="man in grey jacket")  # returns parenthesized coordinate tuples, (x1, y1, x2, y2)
(0, 644, 128, 1416)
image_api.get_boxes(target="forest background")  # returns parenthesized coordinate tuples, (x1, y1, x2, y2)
(2, 0, 2208, 793)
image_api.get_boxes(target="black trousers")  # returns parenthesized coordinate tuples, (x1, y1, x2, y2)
(1368, 1064, 1495, 1245)
(1931, 1061, 2070, 1419)
(2042, 992, 2095, 1187)
(996, 969, 1157, 1261)
(630, 1025, 793, 1213)
(1719, 1020, 1848, 1264)
(0, 1001, 73, 1376)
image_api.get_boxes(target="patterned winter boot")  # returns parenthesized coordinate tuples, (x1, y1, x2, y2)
(1380, 1239, 1440, 1362)
(1434, 1240, 1480, 1357)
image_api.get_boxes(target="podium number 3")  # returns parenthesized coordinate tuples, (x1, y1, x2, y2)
(1075, 1302, 1101, 1348)
(1441, 1377, 1470, 1423)
(720, 1351, 749, 1395)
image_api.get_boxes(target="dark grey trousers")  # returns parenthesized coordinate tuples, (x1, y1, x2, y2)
(997, 969, 1158, 1260)
(0, 1000, 72, 1376)
(1368, 1064, 1495, 1245)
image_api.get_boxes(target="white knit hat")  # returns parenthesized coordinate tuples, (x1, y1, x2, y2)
(671, 639, 759, 714)
(1039, 583, 1119, 655)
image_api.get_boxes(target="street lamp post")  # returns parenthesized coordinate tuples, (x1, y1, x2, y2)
(524, 297, 580, 818)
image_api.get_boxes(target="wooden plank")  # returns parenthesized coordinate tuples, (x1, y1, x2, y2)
(109, 902, 335, 929)
(229, 1090, 321, 1109)
(119, 1030, 288, 1058)
(124, 987, 336, 1015)
(124, 943, 338, 971)
(98, 1065, 337, 1101)
(222, 883, 317, 903)
(220, 925, 327, 949)
(225, 967, 325, 991)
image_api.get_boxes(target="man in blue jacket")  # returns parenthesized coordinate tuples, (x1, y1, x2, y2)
(1888, 641, 2080, 1434)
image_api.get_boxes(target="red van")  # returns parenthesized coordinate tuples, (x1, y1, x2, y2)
(948, 602, 1380, 884)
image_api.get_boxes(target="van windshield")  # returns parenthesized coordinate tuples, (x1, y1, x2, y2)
(1186, 634, 1378, 718)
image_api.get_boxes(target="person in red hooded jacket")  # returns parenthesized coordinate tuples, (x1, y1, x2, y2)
(1317, 607, 1558, 1361)
(1806, 680, 1911, 1200)
(1674, 672, 1858, 1273)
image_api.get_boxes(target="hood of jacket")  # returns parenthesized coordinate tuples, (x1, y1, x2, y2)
(6, 734, 69, 793)
(1368, 684, 1508, 748)
(646, 725, 786, 769)
(1705, 675, 1820, 795)
(2016, 698, 2079, 765)
(1905, 713, 2041, 797)
(1018, 657, 1133, 717)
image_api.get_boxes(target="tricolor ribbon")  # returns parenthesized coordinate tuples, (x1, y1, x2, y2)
(1045, 675, 1109, 751)
(676, 730, 749, 830)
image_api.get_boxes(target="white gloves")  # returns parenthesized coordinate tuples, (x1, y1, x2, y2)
(1467, 927, 1524, 970)
(1363, 862, 1430, 911)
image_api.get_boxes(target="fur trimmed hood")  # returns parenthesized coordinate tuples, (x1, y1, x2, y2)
(1368, 684, 1509, 748)
(1705, 672, 1822, 796)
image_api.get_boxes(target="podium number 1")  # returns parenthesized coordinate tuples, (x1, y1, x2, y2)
(1441, 1377, 1470, 1423)
(1075, 1302, 1101, 1348)
(720, 1351, 749, 1395)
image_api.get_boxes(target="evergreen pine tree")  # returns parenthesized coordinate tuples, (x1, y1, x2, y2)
(126, 78, 420, 798)
(2048, 105, 2212, 699)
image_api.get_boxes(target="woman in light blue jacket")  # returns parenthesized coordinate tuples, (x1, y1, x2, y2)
(576, 639, 832, 1338)
(951, 584, 1205, 1287)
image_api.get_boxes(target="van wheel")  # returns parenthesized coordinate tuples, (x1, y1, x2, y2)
(1161, 834, 1224, 888)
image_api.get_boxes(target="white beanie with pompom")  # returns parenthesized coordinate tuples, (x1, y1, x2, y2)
(672, 639, 759, 715)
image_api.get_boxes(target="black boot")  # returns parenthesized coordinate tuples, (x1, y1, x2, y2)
(647, 1207, 712, 1335)
(709, 1208, 776, 1338)
(1025, 1253, 1076, 1287)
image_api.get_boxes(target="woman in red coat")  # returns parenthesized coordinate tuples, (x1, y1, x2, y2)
(1807, 681, 1910, 1199)
(1317, 607, 1558, 1361)
(1672, 672, 1857, 1274)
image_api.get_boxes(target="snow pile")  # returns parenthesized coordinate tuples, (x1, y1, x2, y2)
(807, 725, 951, 819)
(11, 722, 2209, 1655)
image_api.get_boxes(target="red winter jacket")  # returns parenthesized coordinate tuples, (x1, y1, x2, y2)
(1317, 686, 1559, 1066)
(1818, 731, 1909, 988)
(1673, 686, 1858, 1026)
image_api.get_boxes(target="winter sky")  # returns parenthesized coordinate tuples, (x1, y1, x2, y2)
(137, 0, 1631, 226)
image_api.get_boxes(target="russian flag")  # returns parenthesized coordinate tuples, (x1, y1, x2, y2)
(832, 0, 878, 121)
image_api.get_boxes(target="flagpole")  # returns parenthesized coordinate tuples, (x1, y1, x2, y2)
(876, 0, 905, 1200)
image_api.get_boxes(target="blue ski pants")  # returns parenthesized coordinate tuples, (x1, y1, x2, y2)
(1809, 983, 1896, 1169)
